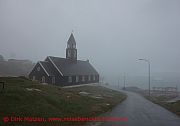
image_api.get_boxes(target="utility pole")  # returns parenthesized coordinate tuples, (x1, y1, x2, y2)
(138, 59, 151, 96)
(118, 78, 120, 89)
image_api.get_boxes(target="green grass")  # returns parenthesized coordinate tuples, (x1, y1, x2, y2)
(145, 95, 180, 116)
(164, 101, 180, 116)
(0, 77, 126, 126)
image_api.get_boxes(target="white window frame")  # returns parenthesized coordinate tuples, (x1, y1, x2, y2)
(37, 67, 41, 71)
(52, 77, 55, 84)
(68, 76, 72, 83)
(82, 76, 85, 82)
(88, 75, 91, 81)
(76, 76, 79, 82)
(32, 76, 36, 81)
(93, 75, 96, 81)
(74, 50, 76, 58)
(42, 76, 45, 83)
(68, 50, 71, 57)
(67, 44, 70, 48)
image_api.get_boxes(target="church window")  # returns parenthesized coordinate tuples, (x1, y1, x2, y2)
(93, 75, 96, 81)
(67, 44, 70, 48)
(52, 77, 55, 84)
(37, 67, 40, 71)
(68, 50, 71, 57)
(74, 50, 76, 58)
(82, 76, 85, 82)
(68, 76, 72, 83)
(76, 76, 79, 82)
(42, 76, 45, 83)
(32, 76, 36, 81)
(88, 75, 91, 81)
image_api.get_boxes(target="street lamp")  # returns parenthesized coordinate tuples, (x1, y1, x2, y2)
(138, 59, 151, 96)
(123, 73, 126, 90)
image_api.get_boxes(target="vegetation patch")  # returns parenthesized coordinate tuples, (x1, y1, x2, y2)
(145, 95, 180, 116)
(0, 77, 126, 126)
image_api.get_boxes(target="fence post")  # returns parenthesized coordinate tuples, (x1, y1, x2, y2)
(0, 82, 5, 91)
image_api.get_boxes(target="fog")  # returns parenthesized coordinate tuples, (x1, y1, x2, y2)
(0, 0, 180, 88)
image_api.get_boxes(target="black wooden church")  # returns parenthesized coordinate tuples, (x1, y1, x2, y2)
(29, 33, 99, 86)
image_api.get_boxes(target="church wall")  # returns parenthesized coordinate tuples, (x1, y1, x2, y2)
(29, 63, 51, 83)
(45, 57, 66, 86)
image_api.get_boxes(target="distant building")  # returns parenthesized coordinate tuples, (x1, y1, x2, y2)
(8, 59, 32, 64)
(0, 55, 4, 61)
(0, 57, 34, 77)
(29, 33, 99, 86)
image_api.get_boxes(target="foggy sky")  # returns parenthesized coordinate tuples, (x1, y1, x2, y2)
(0, 0, 180, 80)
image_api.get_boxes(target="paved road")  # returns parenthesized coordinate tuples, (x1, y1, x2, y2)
(89, 86, 180, 126)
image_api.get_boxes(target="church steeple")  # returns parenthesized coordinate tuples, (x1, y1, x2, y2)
(66, 33, 77, 61)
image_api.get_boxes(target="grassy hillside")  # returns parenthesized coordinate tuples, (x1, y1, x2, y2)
(0, 77, 126, 126)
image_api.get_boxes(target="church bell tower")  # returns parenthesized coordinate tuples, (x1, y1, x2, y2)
(66, 33, 77, 61)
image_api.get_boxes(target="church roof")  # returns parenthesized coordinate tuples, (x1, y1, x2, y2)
(67, 33, 76, 44)
(39, 61, 56, 76)
(47, 56, 99, 76)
